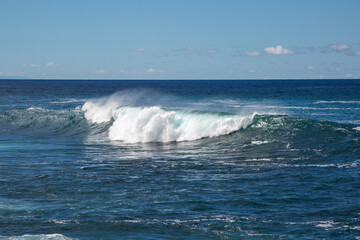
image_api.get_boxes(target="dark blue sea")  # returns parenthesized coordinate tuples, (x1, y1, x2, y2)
(0, 80, 360, 240)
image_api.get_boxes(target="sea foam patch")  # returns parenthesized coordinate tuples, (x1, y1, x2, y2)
(3, 234, 74, 240)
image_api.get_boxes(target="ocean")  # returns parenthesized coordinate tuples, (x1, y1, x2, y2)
(0, 80, 359, 239)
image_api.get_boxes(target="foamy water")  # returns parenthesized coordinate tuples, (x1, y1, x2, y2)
(3, 234, 74, 240)
(82, 94, 255, 143)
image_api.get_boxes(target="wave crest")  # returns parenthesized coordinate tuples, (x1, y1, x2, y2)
(109, 106, 254, 143)
(0, 107, 87, 136)
(5, 234, 74, 240)
(82, 96, 254, 143)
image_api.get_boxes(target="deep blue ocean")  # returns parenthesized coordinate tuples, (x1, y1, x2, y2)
(0, 80, 360, 240)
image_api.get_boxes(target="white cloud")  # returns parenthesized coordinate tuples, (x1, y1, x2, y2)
(46, 62, 55, 66)
(320, 44, 353, 55)
(23, 63, 41, 67)
(96, 69, 106, 74)
(345, 73, 354, 78)
(119, 69, 141, 75)
(264, 45, 293, 55)
(246, 51, 262, 56)
(23, 62, 58, 68)
(356, 51, 360, 56)
(248, 69, 256, 73)
(307, 66, 315, 70)
(133, 48, 145, 52)
(330, 44, 350, 51)
(147, 68, 164, 73)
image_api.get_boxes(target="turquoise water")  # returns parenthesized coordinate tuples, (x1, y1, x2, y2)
(0, 80, 360, 239)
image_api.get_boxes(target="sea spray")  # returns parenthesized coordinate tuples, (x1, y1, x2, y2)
(108, 106, 255, 143)
(82, 93, 255, 143)
(81, 92, 131, 123)
(81, 89, 176, 124)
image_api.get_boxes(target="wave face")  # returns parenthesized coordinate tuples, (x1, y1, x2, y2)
(0, 107, 88, 137)
(82, 96, 254, 143)
(1, 92, 359, 145)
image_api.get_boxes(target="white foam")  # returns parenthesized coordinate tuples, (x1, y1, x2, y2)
(353, 126, 360, 131)
(82, 96, 121, 123)
(251, 140, 269, 145)
(5, 234, 74, 240)
(314, 100, 360, 104)
(245, 158, 272, 161)
(82, 95, 255, 143)
(315, 221, 336, 228)
(27, 107, 44, 111)
(108, 106, 254, 143)
(52, 98, 88, 104)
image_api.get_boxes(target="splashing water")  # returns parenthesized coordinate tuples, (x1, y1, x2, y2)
(82, 94, 255, 143)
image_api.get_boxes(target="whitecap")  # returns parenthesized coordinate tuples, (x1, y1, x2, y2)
(52, 98, 88, 104)
(3, 234, 74, 240)
(251, 140, 269, 145)
(314, 100, 360, 104)
(82, 95, 255, 143)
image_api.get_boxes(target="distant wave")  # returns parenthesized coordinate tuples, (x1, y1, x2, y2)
(2, 234, 74, 240)
(51, 98, 88, 104)
(313, 100, 360, 104)
(0, 107, 88, 136)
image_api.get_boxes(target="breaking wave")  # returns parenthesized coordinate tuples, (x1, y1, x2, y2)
(1, 92, 359, 144)
(2, 234, 74, 240)
(82, 98, 255, 143)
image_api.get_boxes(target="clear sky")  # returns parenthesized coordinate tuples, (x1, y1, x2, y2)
(0, 0, 359, 79)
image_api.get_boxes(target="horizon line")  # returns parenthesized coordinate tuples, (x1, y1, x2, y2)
(1, 78, 360, 81)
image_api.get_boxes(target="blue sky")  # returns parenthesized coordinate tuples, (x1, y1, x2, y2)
(0, 0, 359, 79)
